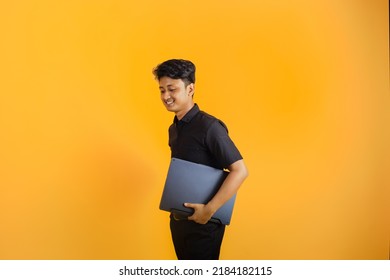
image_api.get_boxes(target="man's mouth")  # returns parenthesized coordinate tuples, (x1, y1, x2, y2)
(165, 99, 174, 106)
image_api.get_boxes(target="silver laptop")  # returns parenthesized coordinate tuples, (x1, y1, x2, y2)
(159, 158, 237, 225)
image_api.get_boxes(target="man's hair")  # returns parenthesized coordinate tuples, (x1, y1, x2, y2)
(152, 59, 196, 86)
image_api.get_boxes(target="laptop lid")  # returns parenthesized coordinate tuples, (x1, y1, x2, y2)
(159, 158, 236, 225)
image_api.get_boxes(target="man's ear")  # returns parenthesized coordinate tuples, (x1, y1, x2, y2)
(187, 83, 195, 97)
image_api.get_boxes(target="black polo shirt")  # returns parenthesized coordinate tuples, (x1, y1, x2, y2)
(169, 104, 243, 170)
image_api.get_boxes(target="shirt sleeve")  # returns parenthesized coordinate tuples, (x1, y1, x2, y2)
(205, 120, 243, 169)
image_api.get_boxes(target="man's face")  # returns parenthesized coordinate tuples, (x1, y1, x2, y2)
(159, 76, 194, 118)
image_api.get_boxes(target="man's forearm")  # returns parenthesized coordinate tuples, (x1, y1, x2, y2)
(206, 159, 248, 215)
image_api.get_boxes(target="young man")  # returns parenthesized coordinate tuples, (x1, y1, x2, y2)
(153, 59, 248, 260)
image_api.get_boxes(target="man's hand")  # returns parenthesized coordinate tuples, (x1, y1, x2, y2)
(184, 160, 248, 225)
(184, 203, 215, 224)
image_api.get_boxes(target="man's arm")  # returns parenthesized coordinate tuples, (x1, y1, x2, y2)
(185, 159, 248, 224)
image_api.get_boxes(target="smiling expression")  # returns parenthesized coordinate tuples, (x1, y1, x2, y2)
(159, 76, 195, 120)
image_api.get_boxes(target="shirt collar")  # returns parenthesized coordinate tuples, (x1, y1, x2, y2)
(173, 103, 200, 124)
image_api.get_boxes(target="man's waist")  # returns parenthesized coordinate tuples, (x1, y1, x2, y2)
(170, 212, 189, 221)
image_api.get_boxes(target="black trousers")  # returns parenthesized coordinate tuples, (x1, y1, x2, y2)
(170, 215, 226, 260)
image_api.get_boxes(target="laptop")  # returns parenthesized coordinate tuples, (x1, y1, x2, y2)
(159, 157, 237, 225)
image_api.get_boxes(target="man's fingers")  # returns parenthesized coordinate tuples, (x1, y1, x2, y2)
(184, 202, 196, 209)
(185, 203, 197, 221)
(184, 203, 208, 224)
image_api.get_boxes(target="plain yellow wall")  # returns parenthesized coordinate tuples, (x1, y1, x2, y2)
(0, 0, 389, 259)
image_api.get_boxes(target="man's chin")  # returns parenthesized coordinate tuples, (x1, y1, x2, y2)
(165, 106, 176, 113)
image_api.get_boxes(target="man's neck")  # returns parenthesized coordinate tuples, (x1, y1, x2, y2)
(176, 103, 195, 120)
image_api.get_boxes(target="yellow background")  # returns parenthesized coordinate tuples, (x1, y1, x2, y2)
(0, 0, 389, 259)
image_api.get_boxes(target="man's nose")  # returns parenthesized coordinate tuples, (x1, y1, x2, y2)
(161, 91, 170, 100)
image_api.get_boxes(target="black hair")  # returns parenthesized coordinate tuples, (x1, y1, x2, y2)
(152, 59, 196, 86)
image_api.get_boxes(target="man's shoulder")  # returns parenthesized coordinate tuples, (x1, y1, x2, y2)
(197, 110, 228, 132)
(198, 110, 217, 120)
(195, 110, 219, 125)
